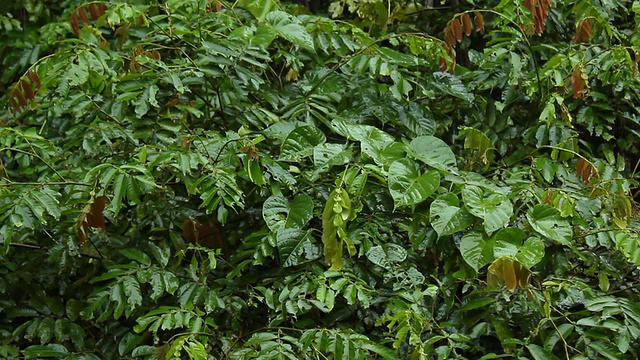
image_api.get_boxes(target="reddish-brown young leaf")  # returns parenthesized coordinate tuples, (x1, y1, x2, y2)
(572, 18, 592, 43)
(21, 80, 35, 100)
(9, 97, 22, 113)
(571, 66, 587, 98)
(474, 12, 484, 34)
(444, 26, 456, 47)
(98, 4, 108, 15)
(87, 196, 106, 230)
(183, 218, 198, 245)
(27, 71, 41, 91)
(89, 4, 100, 21)
(78, 7, 89, 25)
(439, 57, 448, 72)
(576, 158, 598, 183)
(70, 13, 80, 34)
(452, 18, 463, 42)
(12, 86, 28, 107)
(461, 13, 472, 36)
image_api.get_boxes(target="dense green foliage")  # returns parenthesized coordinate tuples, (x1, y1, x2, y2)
(2, 0, 640, 358)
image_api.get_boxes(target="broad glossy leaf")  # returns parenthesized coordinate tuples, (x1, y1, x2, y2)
(313, 143, 351, 173)
(492, 227, 525, 258)
(517, 237, 545, 267)
(388, 159, 439, 207)
(262, 193, 313, 231)
(280, 125, 325, 161)
(276, 228, 321, 267)
(429, 193, 474, 237)
(459, 231, 493, 271)
(407, 136, 457, 173)
(330, 118, 398, 165)
(462, 185, 512, 234)
(526, 204, 572, 245)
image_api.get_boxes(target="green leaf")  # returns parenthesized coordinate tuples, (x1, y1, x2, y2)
(459, 231, 493, 271)
(388, 159, 439, 207)
(407, 136, 457, 173)
(266, 11, 314, 51)
(122, 276, 142, 314)
(276, 228, 321, 267)
(429, 193, 474, 237)
(262, 193, 313, 231)
(492, 227, 525, 258)
(23, 344, 69, 358)
(119, 248, 152, 265)
(462, 185, 513, 234)
(280, 125, 326, 161)
(148, 242, 170, 267)
(526, 204, 572, 245)
(517, 237, 545, 267)
(331, 118, 398, 165)
(365, 244, 407, 267)
(526, 344, 561, 360)
(237, 0, 275, 21)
